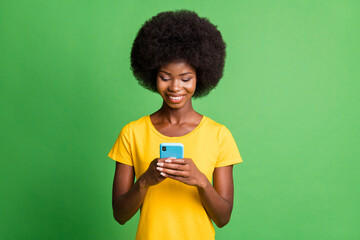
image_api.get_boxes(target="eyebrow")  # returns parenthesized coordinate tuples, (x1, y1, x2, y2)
(159, 70, 193, 76)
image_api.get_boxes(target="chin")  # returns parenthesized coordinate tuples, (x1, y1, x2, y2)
(164, 98, 190, 109)
(165, 102, 185, 109)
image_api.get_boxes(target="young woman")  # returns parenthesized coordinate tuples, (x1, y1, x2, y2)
(108, 10, 243, 240)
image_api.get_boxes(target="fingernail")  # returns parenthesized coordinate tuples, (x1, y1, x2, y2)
(165, 159, 172, 163)
(157, 162, 164, 167)
(160, 172, 166, 176)
(156, 167, 163, 171)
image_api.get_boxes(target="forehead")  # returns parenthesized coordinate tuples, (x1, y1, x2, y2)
(159, 61, 196, 75)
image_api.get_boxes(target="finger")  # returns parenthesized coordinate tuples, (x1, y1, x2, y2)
(157, 157, 175, 167)
(157, 157, 174, 164)
(159, 157, 176, 162)
(164, 158, 186, 164)
(162, 163, 189, 171)
(155, 159, 163, 165)
(161, 172, 186, 182)
(160, 168, 189, 177)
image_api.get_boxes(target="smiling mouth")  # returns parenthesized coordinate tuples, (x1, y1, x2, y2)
(168, 95, 184, 103)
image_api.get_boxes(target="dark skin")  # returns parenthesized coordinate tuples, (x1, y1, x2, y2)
(112, 61, 234, 227)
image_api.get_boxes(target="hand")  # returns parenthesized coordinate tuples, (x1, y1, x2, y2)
(156, 158, 208, 188)
(141, 158, 175, 187)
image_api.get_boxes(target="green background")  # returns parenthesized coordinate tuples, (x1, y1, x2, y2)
(1, 0, 359, 239)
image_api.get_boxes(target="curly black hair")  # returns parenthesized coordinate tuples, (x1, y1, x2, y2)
(130, 10, 226, 98)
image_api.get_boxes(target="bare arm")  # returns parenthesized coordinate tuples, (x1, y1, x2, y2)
(112, 162, 146, 225)
(157, 159, 234, 228)
(197, 166, 234, 228)
(112, 158, 170, 225)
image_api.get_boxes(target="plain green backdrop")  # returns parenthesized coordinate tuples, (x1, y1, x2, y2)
(1, 0, 359, 239)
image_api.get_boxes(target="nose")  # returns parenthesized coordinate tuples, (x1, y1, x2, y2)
(169, 79, 181, 92)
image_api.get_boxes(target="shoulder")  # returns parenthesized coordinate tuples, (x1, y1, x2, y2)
(117, 116, 149, 138)
(203, 116, 231, 135)
(122, 115, 149, 130)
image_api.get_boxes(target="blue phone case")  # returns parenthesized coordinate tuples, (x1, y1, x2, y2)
(160, 143, 184, 159)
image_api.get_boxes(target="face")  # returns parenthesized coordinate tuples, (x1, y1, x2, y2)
(157, 61, 196, 109)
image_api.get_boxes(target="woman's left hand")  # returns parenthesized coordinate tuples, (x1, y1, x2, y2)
(156, 158, 208, 188)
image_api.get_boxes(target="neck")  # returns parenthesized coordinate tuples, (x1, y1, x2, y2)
(157, 99, 198, 124)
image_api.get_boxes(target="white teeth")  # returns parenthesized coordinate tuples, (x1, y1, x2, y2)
(169, 96, 183, 100)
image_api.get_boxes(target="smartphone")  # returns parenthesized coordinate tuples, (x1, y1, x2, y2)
(160, 143, 184, 159)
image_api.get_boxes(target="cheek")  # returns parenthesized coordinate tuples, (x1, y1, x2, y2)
(185, 80, 196, 93)
(156, 79, 164, 93)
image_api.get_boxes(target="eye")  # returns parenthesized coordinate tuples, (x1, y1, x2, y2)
(160, 76, 171, 81)
(181, 78, 192, 82)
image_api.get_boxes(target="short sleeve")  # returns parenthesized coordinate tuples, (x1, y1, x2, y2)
(216, 125, 243, 167)
(107, 123, 133, 166)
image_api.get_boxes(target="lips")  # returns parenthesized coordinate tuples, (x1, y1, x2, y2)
(167, 95, 184, 103)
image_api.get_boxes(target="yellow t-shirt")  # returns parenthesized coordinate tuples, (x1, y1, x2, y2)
(108, 115, 242, 240)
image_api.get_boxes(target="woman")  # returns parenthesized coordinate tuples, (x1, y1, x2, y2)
(108, 10, 243, 240)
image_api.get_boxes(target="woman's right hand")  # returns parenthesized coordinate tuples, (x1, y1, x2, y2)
(141, 157, 174, 187)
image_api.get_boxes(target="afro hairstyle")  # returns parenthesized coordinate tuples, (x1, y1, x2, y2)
(130, 9, 226, 98)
